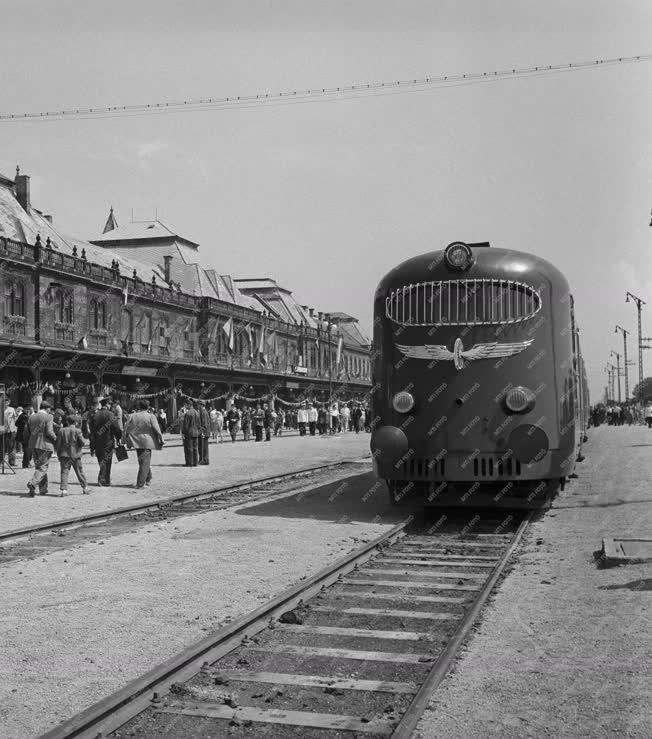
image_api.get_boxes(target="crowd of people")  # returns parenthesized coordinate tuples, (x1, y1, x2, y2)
(590, 402, 652, 428)
(2, 396, 371, 497)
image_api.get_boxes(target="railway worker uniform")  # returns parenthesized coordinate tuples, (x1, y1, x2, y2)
(197, 401, 211, 465)
(645, 404, 652, 429)
(90, 398, 123, 487)
(124, 400, 164, 489)
(297, 406, 309, 436)
(307, 405, 318, 436)
(182, 403, 201, 466)
(3, 403, 17, 467)
(26, 401, 58, 497)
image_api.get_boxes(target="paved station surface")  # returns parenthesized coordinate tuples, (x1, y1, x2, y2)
(416, 425, 652, 739)
(0, 430, 369, 534)
(0, 437, 401, 739)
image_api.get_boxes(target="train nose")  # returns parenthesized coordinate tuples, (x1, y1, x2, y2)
(370, 425, 409, 463)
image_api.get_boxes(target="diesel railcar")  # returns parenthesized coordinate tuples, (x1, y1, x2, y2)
(370, 240, 588, 508)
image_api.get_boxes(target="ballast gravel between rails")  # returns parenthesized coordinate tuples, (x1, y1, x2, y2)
(0, 458, 369, 545)
(38, 519, 410, 739)
(390, 511, 533, 739)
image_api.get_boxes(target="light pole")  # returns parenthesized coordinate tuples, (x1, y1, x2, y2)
(610, 351, 622, 402)
(625, 291, 646, 402)
(614, 325, 629, 401)
(605, 363, 616, 402)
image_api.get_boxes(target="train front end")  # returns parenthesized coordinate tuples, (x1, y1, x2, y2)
(370, 241, 579, 508)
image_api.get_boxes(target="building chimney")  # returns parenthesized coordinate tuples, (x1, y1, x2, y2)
(163, 255, 172, 283)
(309, 308, 315, 317)
(318, 311, 323, 321)
(15, 171, 31, 212)
(43, 214, 53, 224)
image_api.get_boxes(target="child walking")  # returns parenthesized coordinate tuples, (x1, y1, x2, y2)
(56, 415, 89, 496)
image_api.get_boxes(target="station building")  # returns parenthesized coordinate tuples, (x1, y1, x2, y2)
(0, 168, 371, 415)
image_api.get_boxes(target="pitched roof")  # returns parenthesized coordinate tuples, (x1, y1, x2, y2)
(91, 218, 199, 247)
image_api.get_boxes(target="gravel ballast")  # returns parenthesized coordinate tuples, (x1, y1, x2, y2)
(415, 425, 652, 738)
(0, 468, 398, 738)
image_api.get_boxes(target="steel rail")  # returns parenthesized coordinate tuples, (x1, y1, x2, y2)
(390, 511, 533, 738)
(0, 458, 369, 545)
(39, 519, 410, 739)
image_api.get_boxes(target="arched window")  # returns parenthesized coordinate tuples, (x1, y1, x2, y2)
(56, 290, 74, 324)
(4, 281, 25, 317)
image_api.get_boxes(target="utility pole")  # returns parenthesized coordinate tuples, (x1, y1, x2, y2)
(625, 291, 645, 402)
(610, 351, 622, 402)
(614, 325, 629, 401)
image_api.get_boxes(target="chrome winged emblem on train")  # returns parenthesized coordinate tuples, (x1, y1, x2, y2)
(396, 337, 534, 370)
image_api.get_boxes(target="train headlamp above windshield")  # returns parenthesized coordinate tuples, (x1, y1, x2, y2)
(504, 386, 536, 414)
(444, 241, 474, 271)
(393, 391, 415, 414)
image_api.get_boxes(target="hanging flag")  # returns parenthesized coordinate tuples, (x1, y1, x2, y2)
(336, 335, 343, 367)
(245, 322, 254, 360)
(122, 284, 129, 305)
(222, 317, 234, 353)
(258, 324, 267, 365)
(78, 334, 88, 350)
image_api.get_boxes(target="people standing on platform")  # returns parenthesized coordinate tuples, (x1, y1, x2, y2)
(340, 403, 351, 432)
(113, 400, 124, 433)
(330, 403, 339, 434)
(124, 399, 164, 489)
(297, 404, 308, 436)
(3, 402, 17, 467)
(645, 403, 652, 429)
(182, 400, 200, 466)
(82, 397, 100, 454)
(209, 406, 220, 441)
(241, 406, 252, 441)
(254, 404, 265, 442)
(26, 400, 57, 497)
(156, 407, 167, 433)
(90, 398, 122, 488)
(307, 404, 318, 436)
(197, 400, 210, 465)
(317, 405, 327, 435)
(226, 405, 240, 443)
(263, 403, 273, 442)
(56, 415, 89, 496)
(275, 408, 285, 436)
(16, 407, 30, 467)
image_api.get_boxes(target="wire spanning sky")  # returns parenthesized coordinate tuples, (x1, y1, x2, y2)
(0, 0, 651, 401)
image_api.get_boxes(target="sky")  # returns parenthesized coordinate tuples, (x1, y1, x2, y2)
(0, 0, 650, 401)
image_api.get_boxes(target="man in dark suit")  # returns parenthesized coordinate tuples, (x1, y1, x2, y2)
(197, 400, 210, 465)
(27, 400, 57, 497)
(182, 401, 200, 466)
(89, 397, 122, 487)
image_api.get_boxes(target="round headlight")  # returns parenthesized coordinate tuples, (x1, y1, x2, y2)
(393, 391, 415, 414)
(504, 386, 535, 414)
(444, 241, 473, 271)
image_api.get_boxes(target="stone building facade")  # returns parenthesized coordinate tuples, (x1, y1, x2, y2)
(0, 168, 371, 415)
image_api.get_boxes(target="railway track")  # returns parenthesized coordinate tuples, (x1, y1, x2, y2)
(41, 511, 532, 739)
(0, 459, 369, 564)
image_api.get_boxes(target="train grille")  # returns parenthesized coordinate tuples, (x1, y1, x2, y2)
(385, 279, 541, 326)
(394, 457, 446, 479)
(473, 456, 522, 478)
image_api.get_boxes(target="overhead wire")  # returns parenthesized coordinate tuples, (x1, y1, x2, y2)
(0, 53, 650, 123)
